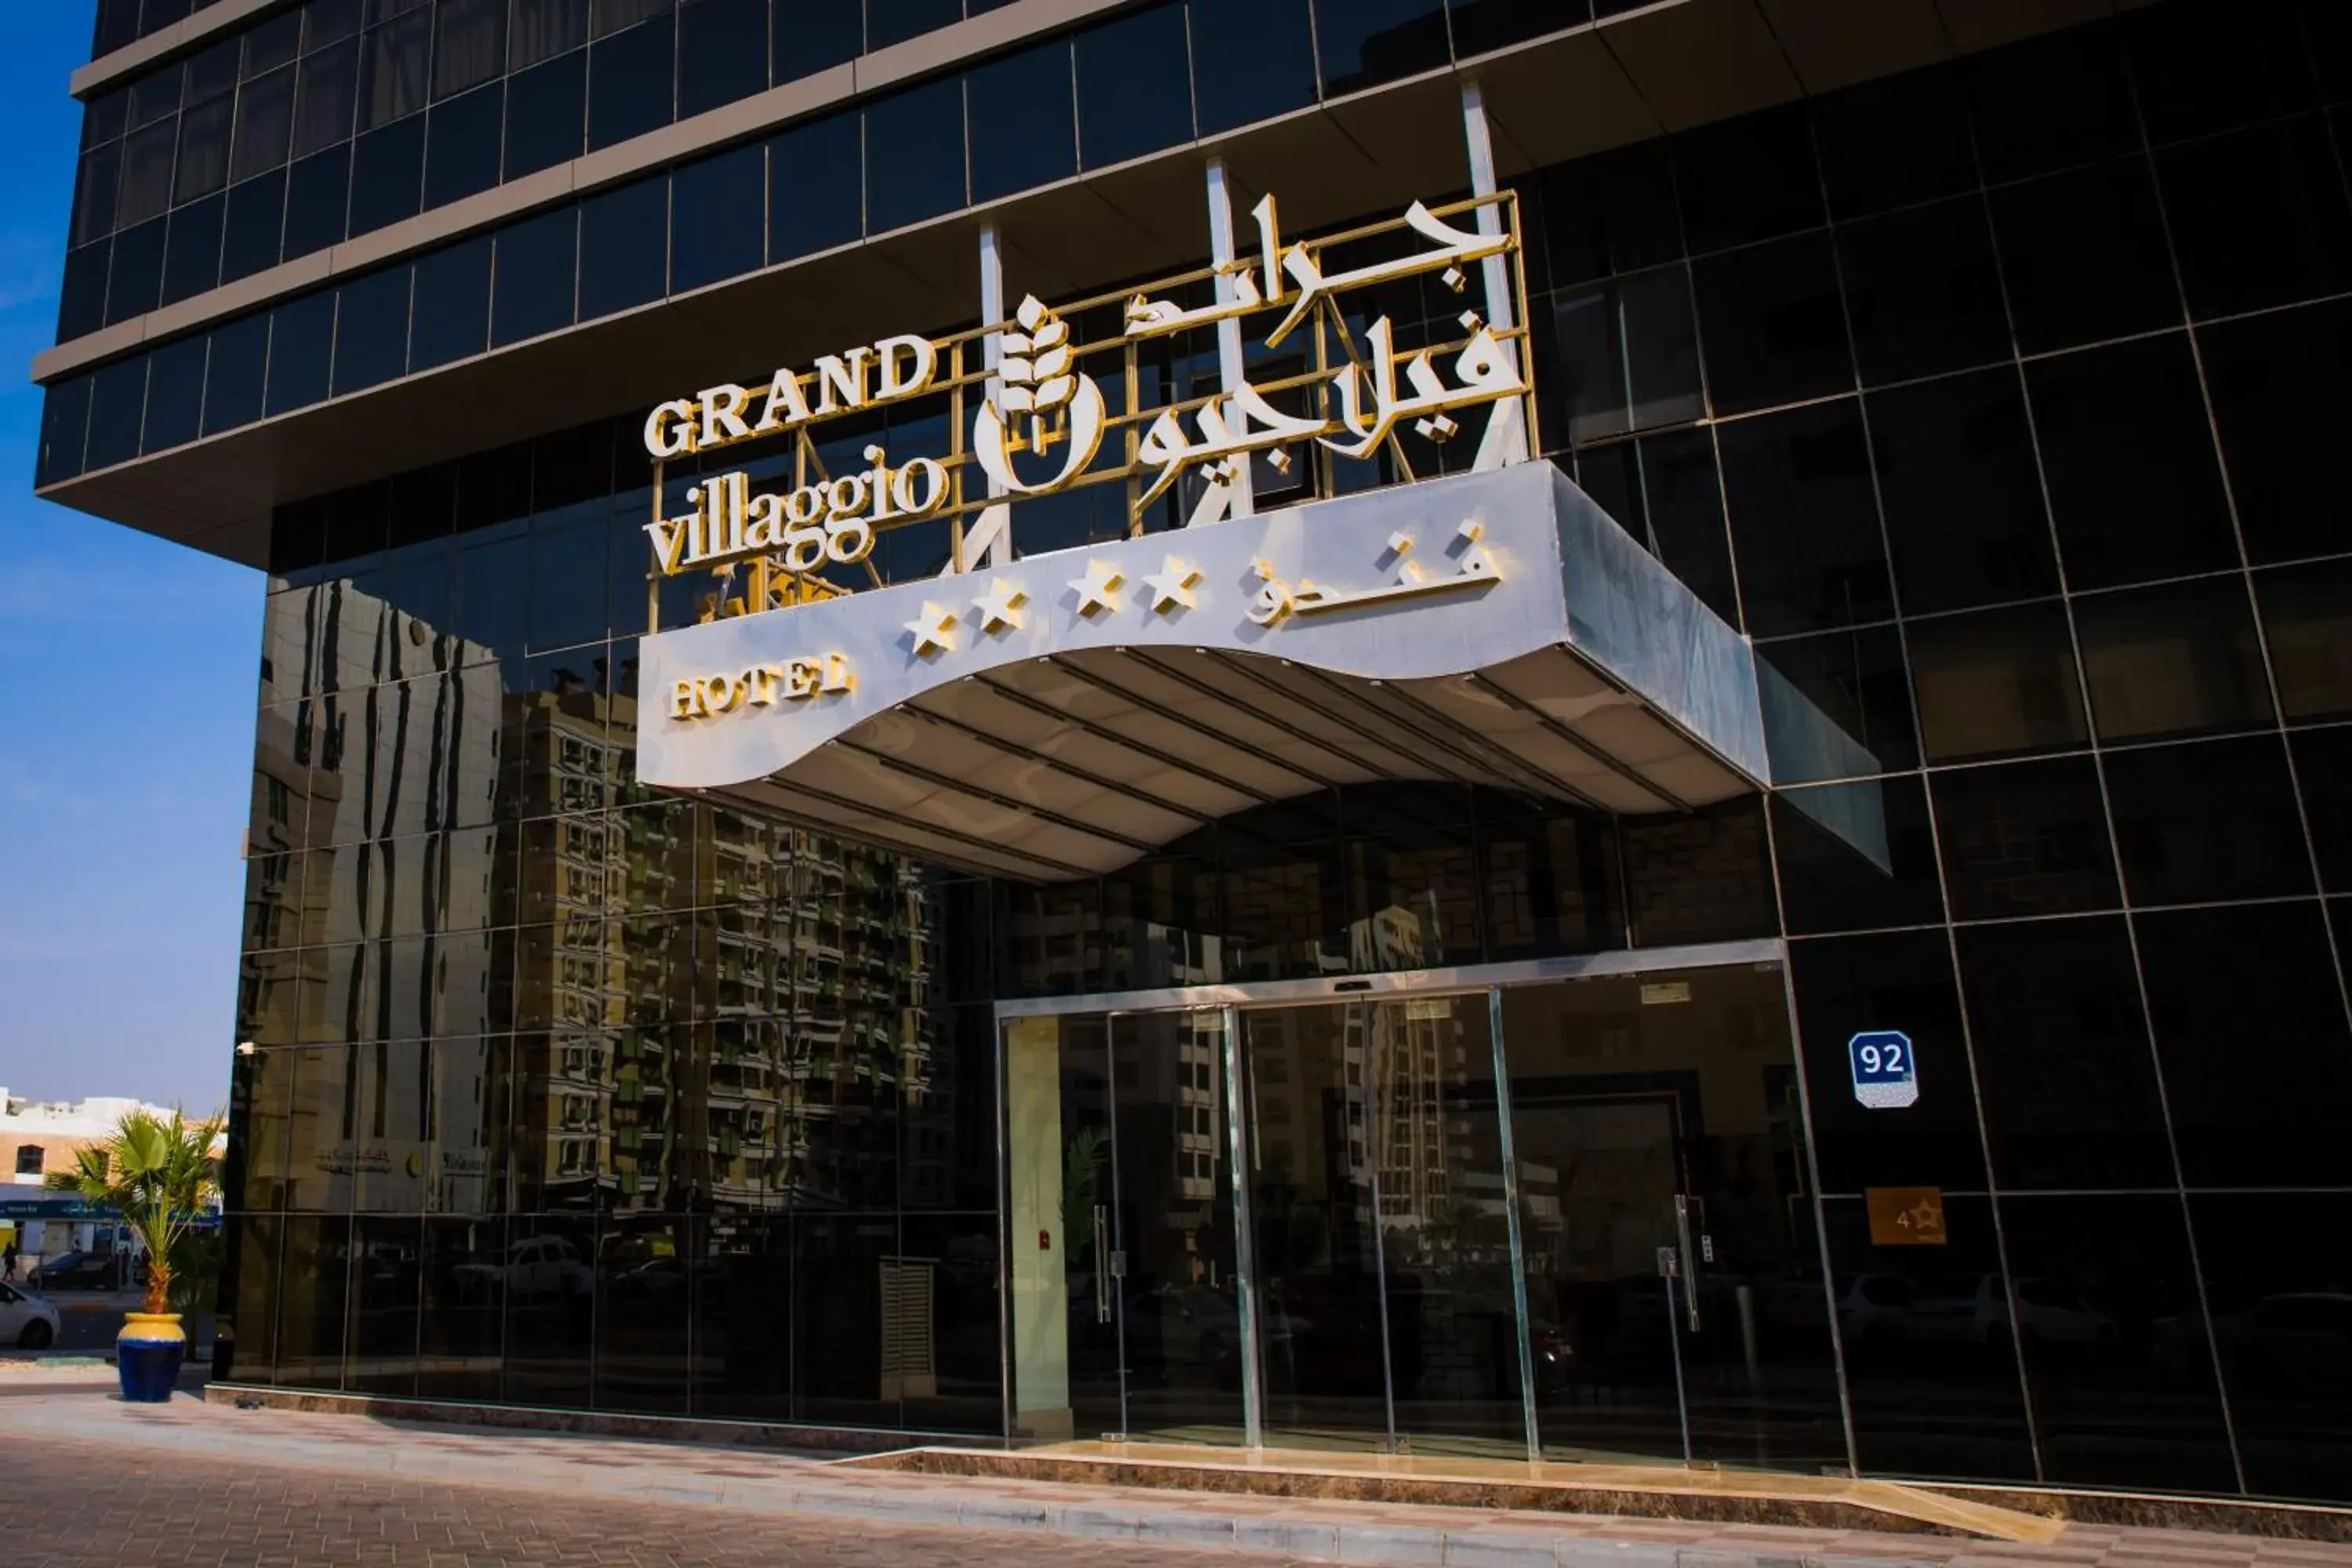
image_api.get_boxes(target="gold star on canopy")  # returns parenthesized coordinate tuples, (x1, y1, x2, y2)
(1068, 559, 1126, 618)
(973, 578, 1028, 633)
(903, 601, 957, 657)
(1143, 556, 1203, 614)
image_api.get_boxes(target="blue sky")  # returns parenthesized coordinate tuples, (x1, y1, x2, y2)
(0, 3, 262, 1112)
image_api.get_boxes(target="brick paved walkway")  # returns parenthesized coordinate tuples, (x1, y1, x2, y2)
(6, 1389, 2349, 1568)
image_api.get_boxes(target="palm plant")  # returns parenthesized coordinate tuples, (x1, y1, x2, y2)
(44, 1109, 224, 1316)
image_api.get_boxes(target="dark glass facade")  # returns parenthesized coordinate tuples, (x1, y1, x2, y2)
(45, 0, 2352, 1511)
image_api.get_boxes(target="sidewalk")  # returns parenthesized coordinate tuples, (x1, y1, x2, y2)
(5, 1388, 2347, 1568)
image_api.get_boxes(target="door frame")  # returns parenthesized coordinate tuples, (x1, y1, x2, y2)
(989, 938, 1787, 1025)
(992, 935, 1841, 1459)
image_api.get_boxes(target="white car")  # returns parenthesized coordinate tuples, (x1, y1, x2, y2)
(0, 1279, 62, 1349)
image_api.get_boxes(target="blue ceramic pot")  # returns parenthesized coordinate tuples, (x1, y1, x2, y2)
(118, 1312, 185, 1403)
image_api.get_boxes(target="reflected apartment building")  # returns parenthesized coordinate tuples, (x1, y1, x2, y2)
(34, 0, 2352, 1512)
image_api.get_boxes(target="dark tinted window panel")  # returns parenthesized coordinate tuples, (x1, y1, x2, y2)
(1621, 797, 1776, 946)
(2296, 726, 2352, 893)
(1811, 65, 1973, 220)
(510, 0, 590, 66)
(669, 143, 762, 293)
(175, 94, 234, 201)
(1548, 266, 1702, 445)
(118, 118, 178, 228)
(161, 192, 226, 305)
(866, 0, 957, 50)
(1997, 1194, 2237, 1494)
(2189, 1192, 2352, 1504)
(1789, 928, 1989, 1193)
(1958, 917, 2174, 1190)
(283, 146, 353, 257)
(2028, 336, 2235, 591)
(969, 38, 1075, 205)
(423, 82, 503, 207)
(2076, 576, 2272, 744)
(94, 0, 141, 56)
(83, 89, 129, 150)
(186, 38, 241, 108)
(587, 17, 675, 151)
(677, 0, 766, 119)
(58, 241, 111, 343)
(2259, 560, 2352, 724)
(204, 314, 270, 434)
(129, 66, 183, 129)
(410, 236, 492, 370)
(1772, 775, 1944, 935)
(1076, 3, 1190, 170)
(142, 333, 209, 454)
(1869, 371, 2055, 616)
(266, 291, 336, 415)
(1932, 755, 2119, 922)
(2137, 901, 2352, 1188)
(1570, 427, 1737, 626)
(2158, 116, 2352, 321)
(1965, 23, 2137, 183)
(85, 355, 151, 472)
(1907, 601, 2087, 765)
(73, 146, 121, 248)
(578, 176, 666, 319)
(35, 376, 93, 488)
(865, 78, 965, 234)
(359, 11, 433, 129)
(1822, 1194, 2035, 1481)
(492, 203, 578, 344)
(769, 110, 859, 261)
(347, 114, 426, 236)
(433, 0, 507, 99)
(333, 264, 413, 394)
(504, 51, 586, 180)
(2104, 734, 2311, 906)
(293, 38, 360, 158)
(1533, 138, 1681, 289)
(1448, 0, 1584, 55)
(245, 11, 303, 77)
(230, 63, 296, 183)
(1719, 398, 1892, 637)
(1313, 0, 1446, 96)
(773, 0, 859, 82)
(1675, 104, 1820, 255)
(1690, 232, 1850, 416)
(221, 169, 288, 282)
(105, 216, 166, 323)
(2128, 0, 2314, 147)
(1838, 197, 2009, 388)
(1757, 623, 1918, 781)
(1192, 0, 1316, 136)
(2201, 299, 2352, 565)
(1991, 159, 2176, 355)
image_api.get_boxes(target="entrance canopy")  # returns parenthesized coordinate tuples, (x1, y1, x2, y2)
(639, 466, 1816, 883)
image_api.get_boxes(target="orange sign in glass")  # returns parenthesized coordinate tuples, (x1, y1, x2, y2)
(1866, 1187, 1948, 1247)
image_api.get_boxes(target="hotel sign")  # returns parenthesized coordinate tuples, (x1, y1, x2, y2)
(633, 191, 1537, 622)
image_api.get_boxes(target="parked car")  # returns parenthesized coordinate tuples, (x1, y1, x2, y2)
(452, 1233, 594, 1302)
(0, 1279, 62, 1348)
(29, 1250, 118, 1290)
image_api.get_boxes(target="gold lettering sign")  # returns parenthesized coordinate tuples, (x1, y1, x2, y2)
(671, 655, 855, 723)
(638, 187, 1541, 626)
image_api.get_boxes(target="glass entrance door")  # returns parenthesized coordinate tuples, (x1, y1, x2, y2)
(1004, 953, 1847, 1472)
(1237, 994, 1525, 1457)
(1497, 965, 1845, 1471)
(1006, 1008, 1243, 1446)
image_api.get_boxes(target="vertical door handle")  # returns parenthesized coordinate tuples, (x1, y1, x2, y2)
(1093, 1204, 1112, 1323)
(1674, 1194, 1702, 1332)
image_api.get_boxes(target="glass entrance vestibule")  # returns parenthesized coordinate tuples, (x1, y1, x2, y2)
(1001, 946, 1851, 1472)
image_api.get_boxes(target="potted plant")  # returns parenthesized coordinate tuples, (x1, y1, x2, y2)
(45, 1108, 225, 1403)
